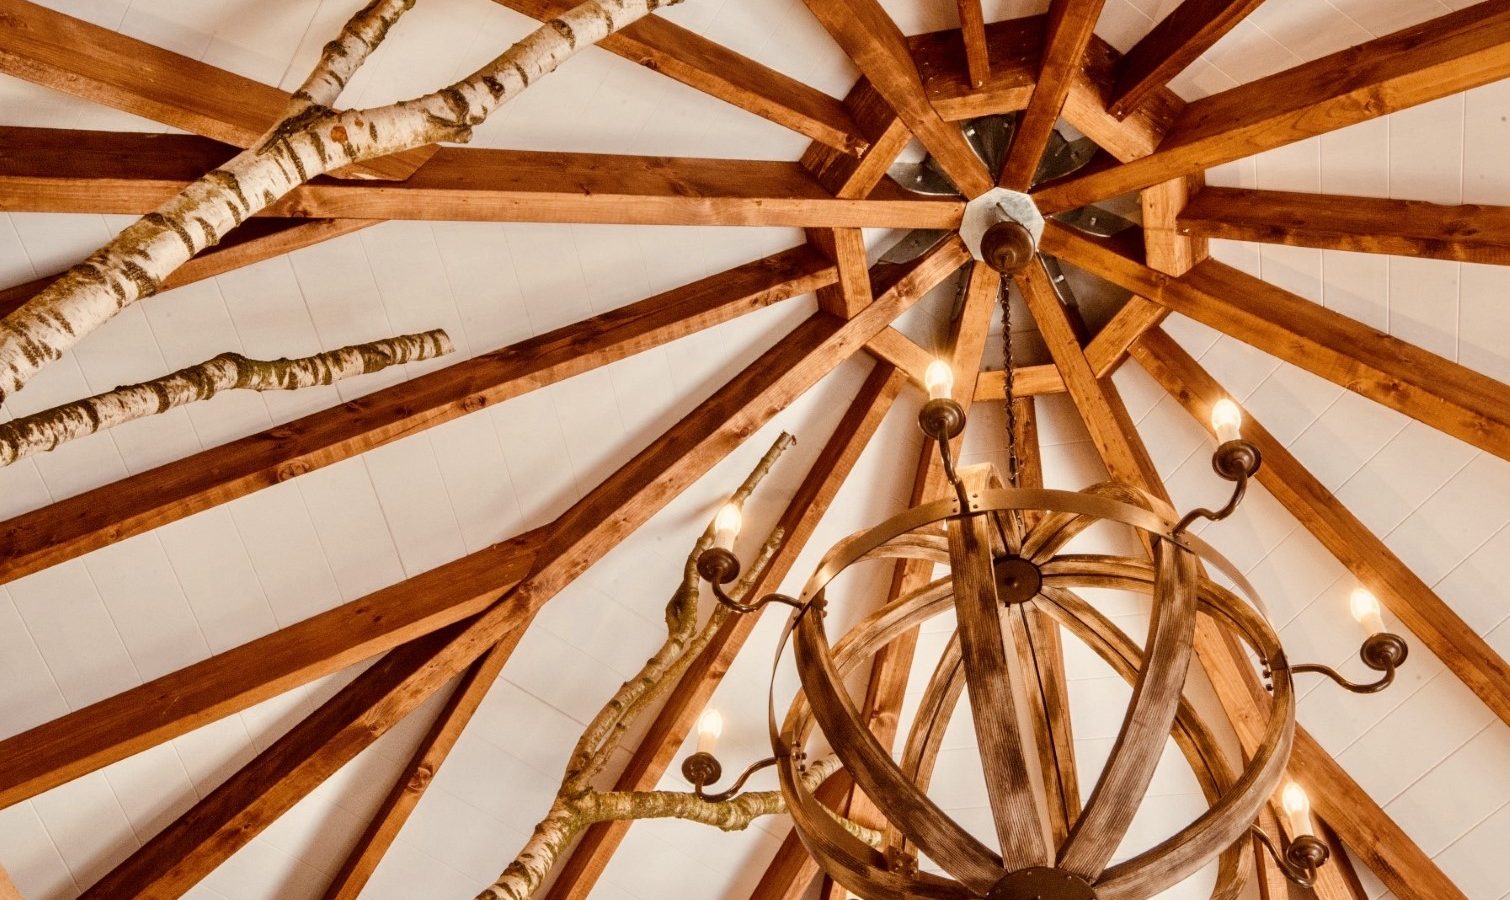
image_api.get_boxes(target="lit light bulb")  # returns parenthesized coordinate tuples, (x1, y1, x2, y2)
(1350, 587, 1386, 637)
(1281, 781, 1314, 838)
(696, 708, 723, 754)
(1211, 398, 1243, 444)
(713, 503, 742, 552)
(924, 358, 954, 402)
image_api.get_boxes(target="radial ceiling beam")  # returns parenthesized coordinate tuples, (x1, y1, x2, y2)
(1178, 187, 1510, 265)
(1035, 0, 1510, 212)
(489, 0, 864, 154)
(801, 78, 913, 200)
(1043, 223, 1510, 462)
(1132, 327, 1510, 726)
(1107, 0, 1267, 119)
(0, 0, 432, 180)
(0, 247, 836, 586)
(81, 238, 968, 899)
(0, 128, 963, 229)
(544, 246, 970, 900)
(0, 217, 372, 320)
(0, 528, 540, 809)
(800, 0, 995, 197)
(998, 0, 1107, 189)
(957, 0, 992, 89)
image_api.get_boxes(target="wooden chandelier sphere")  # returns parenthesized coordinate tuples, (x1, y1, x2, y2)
(774, 466, 1295, 900)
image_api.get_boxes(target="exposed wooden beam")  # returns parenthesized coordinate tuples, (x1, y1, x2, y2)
(0, 529, 539, 809)
(1143, 173, 1208, 275)
(490, 0, 864, 154)
(1044, 223, 1510, 462)
(1179, 187, 1510, 265)
(0, 862, 20, 900)
(747, 772, 854, 900)
(84, 237, 968, 899)
(863, 326, 933, 387)
(807, 228, 874, 317)
(1132, 327, 1510, 726)
(544, 254, 968, 900)
(0, 247, 836, 586)
(0, 217, 371, 320)
(957, 0, 992, 89)
(801, 0, 995, 197)
(320, 636, 520, 900)
(1035, 1, 1510, 212)
(1022, 256, 1464, 900)
(0, 128, 963, 229)
(801, 78, 912, 200)
(908, 16, 1184, 163)
(998, 0, 1107, 189)
(1107, 0, 1266, 119)
(0, 0, 432, 181)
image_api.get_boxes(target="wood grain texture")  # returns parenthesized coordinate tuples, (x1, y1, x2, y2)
(1046, 223, 1510, 462)
(910, 13, 1040, 121)
(0, 246, 836, 586)
(1107, 0, 1266, 118)
(0, 0, 432, 180)
(320, 637, 519, 900)
(1143, 174, 1208, 275)
(808, 227, 874, 317)
(998, 0, 1106, 189)
(1035, 0, 1510, 212)
(1179, 186, 1510, 265)
(864, 326, 934, 387)
(800, 78, 912, 200)
(0, 531, 538, 809)
(0, 217, 371, 320)
(1133, 327, 1510, 726)
(974, 293, 1169, 400)
(0, 128, 963, 228)
(802, 0, 994, 197)
(957, 0, 991, 88)
(490, 0, 864, 153)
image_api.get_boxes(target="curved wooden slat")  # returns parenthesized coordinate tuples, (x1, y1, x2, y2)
(1057, 539, 1199, 878)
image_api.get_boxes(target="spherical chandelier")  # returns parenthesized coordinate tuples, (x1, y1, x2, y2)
(680, 210, 1409, 900)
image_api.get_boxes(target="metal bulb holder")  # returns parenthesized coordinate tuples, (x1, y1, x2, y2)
(1251, 826, 1332, 888)
(1174, 437, 1263, 534)
(918, 397, 966, 442)
(1292, 631, 1410, 694)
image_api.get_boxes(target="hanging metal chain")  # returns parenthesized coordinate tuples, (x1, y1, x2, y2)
(999, 274, 1021, 488)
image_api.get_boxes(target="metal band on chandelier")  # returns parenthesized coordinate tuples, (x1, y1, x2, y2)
(683, 350, 1408, 898)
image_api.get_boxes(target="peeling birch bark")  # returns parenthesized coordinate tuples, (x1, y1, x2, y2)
(0, 0, 679, 402)
(0, 330, 451, 466)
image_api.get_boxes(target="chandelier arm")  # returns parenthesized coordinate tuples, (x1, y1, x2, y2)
(1248, 825, 1323, 889)
(1287, 659, 1397, 694)
(689, 755, 780, 803)
(1172, 466, 1248, 535)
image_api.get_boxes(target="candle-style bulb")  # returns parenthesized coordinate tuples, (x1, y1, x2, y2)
(924, 359, 954, 402)
(713, 503, 742, 551)
(1350, 587, 1386, 636)
(696, 708, 723, 754)
(1211, 398, 1243, 444)
(1281, 782, 1314, 838)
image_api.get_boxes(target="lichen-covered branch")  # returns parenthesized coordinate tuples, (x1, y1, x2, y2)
(0, 0, 680, 403)
(0, 330, 451, 466)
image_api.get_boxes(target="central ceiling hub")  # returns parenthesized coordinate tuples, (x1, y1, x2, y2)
(960, 187, 1044, 265)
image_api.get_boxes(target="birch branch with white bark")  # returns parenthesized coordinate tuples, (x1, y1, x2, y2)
(0, 0, 680, 403)
(0, 330, 452, 466)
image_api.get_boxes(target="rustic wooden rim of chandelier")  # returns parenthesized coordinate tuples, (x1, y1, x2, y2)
(769, 479, 1296, 899)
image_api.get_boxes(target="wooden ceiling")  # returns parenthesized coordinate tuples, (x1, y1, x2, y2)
(0, 0, 1508, 897)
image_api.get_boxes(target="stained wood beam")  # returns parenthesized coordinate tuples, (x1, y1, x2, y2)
(1144, 174, 1208, 275)
(320, 636, 520, 899)
(807, 228, 873, 317)
(1179, 187, 1510, 265)
(545, 249, 968, 900)
(1035, 1, 1510, 212)
(974, 292, 1168, 400)
(1022, 255, 1462, 900)
(0, 128, 963, 229)
(1044, 223, 1510, 462)
(747, 772, 854, 900)
(957, 0, 991, 89)
(1107, 0, 1266, 119)
(908, 16, 1185, 163)
(85, 237, 968, 899)
(998, 0, 1107, 189)
(1132, 327, 1510, 726)
(801, 78, 912, 200)
(490, 0, 864, 154)
(801, 0, 995, 197)
(0, 0, 432, 181)
(0, 247, 835, 586)
(0, 529, 539, 809)
(0, 217, 371, 320)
